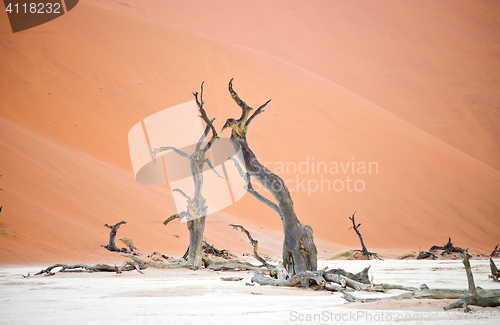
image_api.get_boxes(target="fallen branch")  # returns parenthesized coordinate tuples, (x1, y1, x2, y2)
(230, 224, 274, 269)
(119, 237, 136, 252)
(430, 237, 470, 258)
(202, 240, 231, 259)
(444, 251, 500, 311)
(220, 277, 243, 281)
(490, 258, 500, 282)
(325, 266, 371, 284)
(339, 250, 500, 310)
(34, 261, 145, 276)
(208, 260, 267, 272)
(417, 251, 437, 260)
(124, 254, 189, 269)
(252, 272, 325, 288)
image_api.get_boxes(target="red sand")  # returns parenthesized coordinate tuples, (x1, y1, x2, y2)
(0, 0, 499, 265)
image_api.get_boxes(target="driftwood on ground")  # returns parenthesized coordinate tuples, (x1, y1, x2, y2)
(417, 250, 437, 260)
(324, 266, 371, 284)
(202, 240, 231, 259)
(32, 261, 146, 276)
(348, 212, 381, 260)
(443, 251, 500, 311)
(340, 249, 500, 312)
(119, 237, 136, 252)
(124, 254, 266, 272)
(430, 237, 471, 258)
(491, 244, 499, 257)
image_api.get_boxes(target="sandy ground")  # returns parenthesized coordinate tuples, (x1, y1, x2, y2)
(1, 259, 499, 324)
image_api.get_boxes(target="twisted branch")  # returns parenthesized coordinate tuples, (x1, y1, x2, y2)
(230, 224, 273, 269)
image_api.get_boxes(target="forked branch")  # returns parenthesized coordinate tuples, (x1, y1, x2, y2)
(193, 82, 218, 150)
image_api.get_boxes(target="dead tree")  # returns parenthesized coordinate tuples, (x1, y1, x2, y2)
(348, 212, 381, 260)
(222, 79, 317, 276)
(103, 221, 127, 252)
(154, 82, 222, 269)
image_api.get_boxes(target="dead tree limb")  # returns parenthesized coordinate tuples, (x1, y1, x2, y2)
(490, 258, 500, 282)
(324, 266, 371, 284)
(222, 78, 317, 275)
(230, 224, 274, 269)
(34, 261, 145, 276)
(417, 251, 437, 260)
(348, 212, 381, 260)
(252, 272, 326, 288)
(491, 244, 499, 257)
(202, 240, 231, 259)
(118, 237, 136, 252)
(208, 260, 267, 272)
(103, 221, 127, 252)
(125, 254, 189, 269)
(340, 250, 500, 310)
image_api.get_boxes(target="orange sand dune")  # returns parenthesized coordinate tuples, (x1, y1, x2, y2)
(0, 1, 499, 264)
(91, 0, 500, 171)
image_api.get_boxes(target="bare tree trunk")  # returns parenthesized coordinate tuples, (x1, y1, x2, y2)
(222, 79, 317, 275)
(103, 221, 127, 252)
(187, 216, 206, 267)
(155, 83, 220, 269)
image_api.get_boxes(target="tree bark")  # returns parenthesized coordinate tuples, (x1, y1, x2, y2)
(34, 261, 146, 275)
(103, 221, 127, 252)
(154, 83, 220, 269)
(222, 79, 317, 276)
